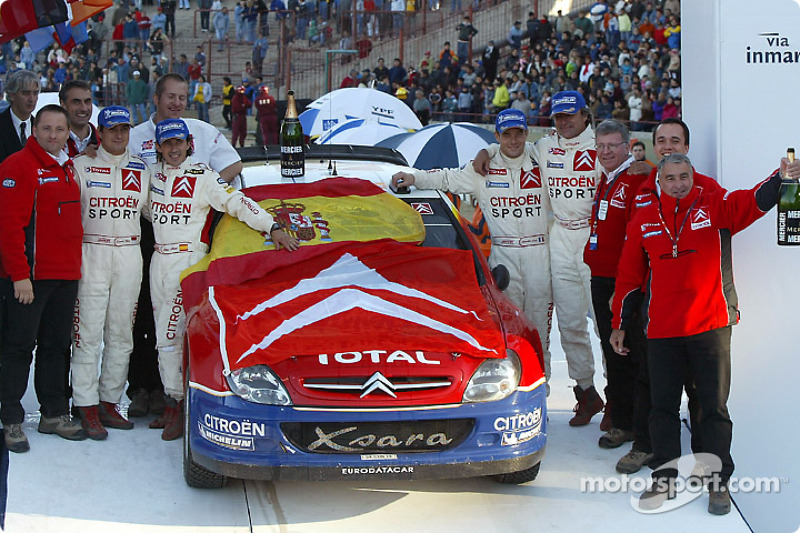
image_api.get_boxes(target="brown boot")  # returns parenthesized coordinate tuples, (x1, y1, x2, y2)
(77, 406, 108, 441)
(99, 402, 134, 430)
(569, 385, 605, 427)
(149, 410, 167, 429)
(161, 398, 184, 441)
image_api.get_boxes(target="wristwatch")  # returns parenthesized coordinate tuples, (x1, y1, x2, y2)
(269, 223, 282, 234)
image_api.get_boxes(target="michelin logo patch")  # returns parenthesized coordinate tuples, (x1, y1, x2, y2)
(39, 177, 59, 184)
(547, 161, 564, 169)
(643, 230, 663, 239)
(126, 161, 146, 170)
(150, 185, 165, 195)
(485, 181, 510, 188)
(2, 178, 15, 188)
(88, 181, 112, 188)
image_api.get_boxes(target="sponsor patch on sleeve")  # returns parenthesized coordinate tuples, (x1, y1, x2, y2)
(87, 181, 112, 188)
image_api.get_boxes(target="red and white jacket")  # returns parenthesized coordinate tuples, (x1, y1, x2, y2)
(0, 138, 82, 281)
(612, 170, 781, 339)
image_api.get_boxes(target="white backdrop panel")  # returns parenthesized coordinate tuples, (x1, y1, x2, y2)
(684, 2, 800, 531)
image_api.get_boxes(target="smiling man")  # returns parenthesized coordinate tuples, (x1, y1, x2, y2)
(126, 73, 244, 419)
(146, 118, 297, 441)
(391, 108, 554, 387)
(0, 105, 87, 452)
(59, 80, 99, 157)
(474, 90, 602, 424)
(610, 152, 799, 515)
(583, 120, 646, 454)
(71, 106, 151, 441)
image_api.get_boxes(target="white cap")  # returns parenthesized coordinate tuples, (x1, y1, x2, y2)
(133, 70, 141, 76)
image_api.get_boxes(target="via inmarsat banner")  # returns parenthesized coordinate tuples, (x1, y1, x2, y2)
(683, 2, 800, 531)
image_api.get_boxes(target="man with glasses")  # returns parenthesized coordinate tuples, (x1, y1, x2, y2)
(585, 120, 647, 452)
(610, 152, 798, 515)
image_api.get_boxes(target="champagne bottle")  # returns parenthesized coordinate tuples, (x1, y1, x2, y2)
(280, 90, 305, 178)
(778, 148, 800, 245)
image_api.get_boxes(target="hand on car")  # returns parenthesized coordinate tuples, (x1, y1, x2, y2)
(271, 229, 300, 251)
(391, 172, 415, 188)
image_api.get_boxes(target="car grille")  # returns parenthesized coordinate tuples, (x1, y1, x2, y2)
(282, 419, 474, 454)
(302, 372, 452, 398)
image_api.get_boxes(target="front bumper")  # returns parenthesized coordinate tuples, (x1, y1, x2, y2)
(187, 383, 547, 482)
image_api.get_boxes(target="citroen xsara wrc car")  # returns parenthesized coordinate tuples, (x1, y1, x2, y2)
(180, 146, 547, 487)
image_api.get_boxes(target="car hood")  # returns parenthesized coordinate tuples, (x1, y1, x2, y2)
(200, 239, 505, 372)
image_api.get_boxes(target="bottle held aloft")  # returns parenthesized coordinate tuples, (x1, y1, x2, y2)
(777, 147, 800, 245)
(280, 90, 305, 179)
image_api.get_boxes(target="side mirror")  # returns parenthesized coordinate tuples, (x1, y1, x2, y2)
(491, 264, 510, 291)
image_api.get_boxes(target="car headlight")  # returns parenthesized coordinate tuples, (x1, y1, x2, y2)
(226, 365, 292, 405)
(462, 350, 521, 403)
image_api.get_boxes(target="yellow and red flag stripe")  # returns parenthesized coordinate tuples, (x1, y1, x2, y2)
(181, 177, 425, 311)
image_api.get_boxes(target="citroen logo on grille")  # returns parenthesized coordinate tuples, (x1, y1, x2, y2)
(303, 372, 451, 397)
(360, 372, 397, 398)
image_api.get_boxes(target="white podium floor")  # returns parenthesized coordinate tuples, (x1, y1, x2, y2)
(5, 319, 752, 533)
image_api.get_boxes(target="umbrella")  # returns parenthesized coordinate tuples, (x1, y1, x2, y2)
(376, 122, 498, 170)
(315, 118, 410, 146)
(300, 88, 422, 138)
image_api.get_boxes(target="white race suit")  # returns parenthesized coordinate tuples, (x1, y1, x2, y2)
(535, 126, 597, 389)
(71, 147, 151, 406)
(147, 157, 275, 400)
(412, 149, 554, 379)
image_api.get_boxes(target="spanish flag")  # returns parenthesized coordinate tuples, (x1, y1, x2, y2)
(181, 177, 426, 312)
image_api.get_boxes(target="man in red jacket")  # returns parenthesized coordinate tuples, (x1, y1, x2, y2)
(254, 85, 278, 145)
(610, 152, 799, 515)
(0, 105, 88, 452)
(615, 117, 722, 477)
(230, 84, 251, 148)
(584, 120, 646, 452)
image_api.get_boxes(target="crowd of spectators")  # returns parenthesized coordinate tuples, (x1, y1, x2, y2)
(344, 0, 682, 130)
(0, 0, 681, 135)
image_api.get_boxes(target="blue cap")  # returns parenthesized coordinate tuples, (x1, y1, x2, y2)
(550, 90, 587, 115)
(495, 109, 528, 133)
(155, 119, 190, 144)
(99, 106, 132, 128)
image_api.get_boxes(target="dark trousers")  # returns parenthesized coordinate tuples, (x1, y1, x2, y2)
(222, 104, 232, 129)
(0, 279, 78, 424)
(591, 276, 645, 431)
(127, 219, 163, 397)
(648, 327, 734, 482)
(165, 14, 176, 38)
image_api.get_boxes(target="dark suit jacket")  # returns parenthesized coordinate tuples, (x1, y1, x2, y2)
(0, 108, 24, 165)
